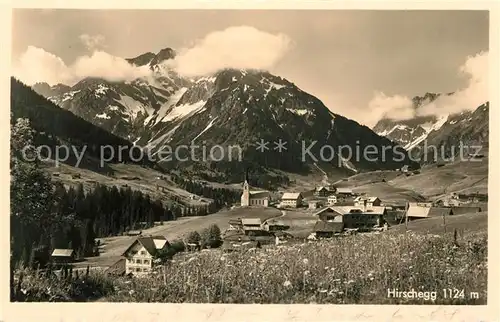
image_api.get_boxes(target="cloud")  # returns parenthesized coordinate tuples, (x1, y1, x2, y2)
(14, 46, 74, 85)
(73, 51, 151, 82)
(367, 92, 415, 127)
(417, 51, 488, 117)
(79, 33, 106, 51)
(13, 46, 150, 86)
(14, 26, 293, 86)
(168, 26, 292, 77)
(367, 50, 488, 127)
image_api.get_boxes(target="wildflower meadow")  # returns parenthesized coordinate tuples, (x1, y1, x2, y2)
(12, 229, 487, 304)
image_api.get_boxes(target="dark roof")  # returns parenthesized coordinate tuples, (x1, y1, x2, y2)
(450, 207, 482, 215)
(314, 221, 344, 233)
(122, 236, 162, 256)
(105, 258, 126, 275)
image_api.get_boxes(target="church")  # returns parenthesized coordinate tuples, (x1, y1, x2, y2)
(240, 172, 270, 207)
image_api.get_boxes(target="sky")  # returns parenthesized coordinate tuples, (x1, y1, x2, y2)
(11, 9, 489, 127)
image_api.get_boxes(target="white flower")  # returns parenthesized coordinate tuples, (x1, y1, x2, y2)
(304, 270, 310, 276)
(302, 258, 309, 265)
(283, 280, 292, 287)
(220, 256, 226, 261)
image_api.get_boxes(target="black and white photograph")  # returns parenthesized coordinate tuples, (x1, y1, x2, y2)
(5, 5, 497, 317)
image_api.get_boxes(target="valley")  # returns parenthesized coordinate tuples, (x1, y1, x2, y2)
(9, 29, 489, 306)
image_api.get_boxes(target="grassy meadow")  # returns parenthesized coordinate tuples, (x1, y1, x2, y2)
(13, 225, 487, 304)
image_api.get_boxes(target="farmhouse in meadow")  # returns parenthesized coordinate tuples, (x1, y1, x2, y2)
(313, 221, 344, 238)
(280, 192, 303, 208)
(313, 205, 387, 229)
(241, 218, 263, 234)
(122, 236, 170, 275)
(405, 204, 454, 221)
(354, 196, 382, 208)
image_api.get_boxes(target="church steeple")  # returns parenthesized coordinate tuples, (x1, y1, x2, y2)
(243, 168, 249, 191)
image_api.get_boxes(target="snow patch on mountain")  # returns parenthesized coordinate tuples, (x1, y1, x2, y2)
(95, 84, 109, 98)
(287, 108, 309, 116)
(155, 87, 189, 124)
(115, 95, 148, 120)
(192, 117, 219, 143)
(61, 90, 81, 102)
(162, 100, 207, 123)
(147, 124, 181, 151)
(95, 112, 111, 120)
(377, 124, 409, 136)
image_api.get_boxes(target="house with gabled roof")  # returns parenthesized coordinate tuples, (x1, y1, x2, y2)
(313, 206, 386, 229)
(405, 205, 454, 220)
(354, 196, 382, 208)
(241, 218, 263, 234)
(281, 192, 303, 208)
(314, 186, 330, 197)
(314, 221, 344, 238)
(122, 235, 170, 275)
(51, 249, 75, 265)
(336, 187, 354, 195)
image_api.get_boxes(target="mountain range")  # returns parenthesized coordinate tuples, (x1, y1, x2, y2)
(373, 93, 489, 163)
(24, 46, 433, 183)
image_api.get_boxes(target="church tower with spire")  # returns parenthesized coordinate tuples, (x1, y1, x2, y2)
(241, 168, 250, 206)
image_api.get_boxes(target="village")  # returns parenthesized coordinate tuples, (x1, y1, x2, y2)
(46, 171, 487, 278)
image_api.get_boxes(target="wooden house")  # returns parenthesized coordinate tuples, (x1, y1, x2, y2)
(241, 218, 263, 233)
(122, 236, 170, 275)
(353, 196, 382, 208)
(313, 206, 386, 229)
(314, 221, 344, 238)
(262, 219, 290, 232)
(314, 186, 330, 197)
(336, 187, 354, 196)
(51, 249, 75, 265)
(405, 205, 454, 220)
(228, 218, 243, 231)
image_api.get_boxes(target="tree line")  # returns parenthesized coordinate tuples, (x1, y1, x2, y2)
(170, 173, 241, 209)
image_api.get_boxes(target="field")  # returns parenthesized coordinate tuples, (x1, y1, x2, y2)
(77, 207, 282, 268)
(103, 211, 488, 304)
(389, 212, 488, 235)
(323, 158, 488, 204)
(389, 159, 488, 200)
(13, 205, 488, 304)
